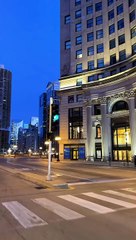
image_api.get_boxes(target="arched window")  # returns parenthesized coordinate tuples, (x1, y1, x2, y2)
(112, 101, 129, 112)
(96, 124, 101, 139)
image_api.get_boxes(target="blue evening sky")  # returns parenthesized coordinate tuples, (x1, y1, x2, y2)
(0, 0, 60, 123)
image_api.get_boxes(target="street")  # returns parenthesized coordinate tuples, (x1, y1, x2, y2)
(0, 157, 136, 240)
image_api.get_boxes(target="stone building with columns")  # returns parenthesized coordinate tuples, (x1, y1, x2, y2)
(59, 0, 136, 161)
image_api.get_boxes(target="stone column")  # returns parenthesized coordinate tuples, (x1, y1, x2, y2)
(129, 93, 136, 157)
(101, 98, 111, 161)
(86, 105, 94, 159)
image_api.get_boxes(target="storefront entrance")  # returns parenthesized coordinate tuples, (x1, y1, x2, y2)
(64, 144, 85, 160)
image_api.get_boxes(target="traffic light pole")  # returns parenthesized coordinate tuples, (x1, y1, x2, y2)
(47, 97, 53, 181)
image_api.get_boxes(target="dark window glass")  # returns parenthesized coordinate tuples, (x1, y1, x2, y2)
(76, 79, 82, 86)
(65, 15, 70, 24)
(75, 9, 81, 18)
(110, 54, 116, 65)
(68, 107, 83, 139)
(133, 60, 136, 67)
(75, 0, 81, 6)
(130, 10, 135, 22)
(87, 46, 94, 56)
(75, 22, 82, 32)
(132, 43, 136, 55)
(76, 94, 82, 102)
(108, 0, 114, 6)
(94, 104, 101, 115)
(109, 24, 115, 34)
(96, 29, 103, 39)
(76, 63, 82, 73)
(109, 39, 116, 49)
(95, 2, 102, 11)
(76, 49, 82, 58)
(97, 58, 104, 68)
(86, 5, 93, 14)
(131, 27, 136, 38)
(97, 43, 104, 53)
(68, 95, 74, 103)
(88, 75, 95, 82)
(96, 15, 103, 25)
(117, 4, 123, 15)
(120, 66, 126, 72)
(119, 50, 126, 61)
(128, 0, 134, 7)
(108, 9, 114, 20)
(112, 101, 128, 112)
(87, 18, 93, 28)
(117, 19, 124, 30)
(76, 36, 82, 45)
(97, 73, 104, 79)
(88, 60, 94, 70)
(110, 69, 117, 75)
(118, 34, 125, 45)
(65, 40, 71, 49)
(87, 32, 94, 41)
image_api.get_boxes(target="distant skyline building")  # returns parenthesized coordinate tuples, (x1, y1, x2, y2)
(59, 0, 136, 161)
(0, 66, 12, 152)
(39, 92, 47, 150)
(30, 117, 39, 126)
(10, 120, 23, 150)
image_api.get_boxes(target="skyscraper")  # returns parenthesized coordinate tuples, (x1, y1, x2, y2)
(0, 66, 12, 152)
(59, 0, 136, 161)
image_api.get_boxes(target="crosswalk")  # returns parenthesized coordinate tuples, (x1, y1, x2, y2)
(2, 187, 136, 229)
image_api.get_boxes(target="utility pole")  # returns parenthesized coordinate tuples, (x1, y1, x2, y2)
(47, 97, 53, 181)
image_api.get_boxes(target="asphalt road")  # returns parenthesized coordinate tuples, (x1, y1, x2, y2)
(0, 157, 136, 240)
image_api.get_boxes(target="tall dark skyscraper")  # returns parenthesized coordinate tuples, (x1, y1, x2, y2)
(0, 66, 12, 152)
(59, 0, 136, 162)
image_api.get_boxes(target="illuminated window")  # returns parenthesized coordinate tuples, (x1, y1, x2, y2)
(96, 124, 101, 139)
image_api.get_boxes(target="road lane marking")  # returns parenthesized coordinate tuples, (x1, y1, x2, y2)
(59, 195, 115, 214)
(83, 192, 136, 209)
(103, 190, 136, 201)
(2, 201, 47, 228)
(33, 198, 84, 220)
(122, 188, 136, 193)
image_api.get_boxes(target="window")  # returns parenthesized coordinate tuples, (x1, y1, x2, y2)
(87, 46, 94, 56)
(76, 49, 82, 58)
(108, 9, 114, 20)
(110, 69, 117, 75)
(68, 95, 74, 103)
(76, 35, 82, 45)
(131, 27, 136, 38)
(88, 60, 94, 70)
(130, 10, 135, 22)
(75, 22, 82, 32)
(75, 9, 81, 18)
(133, 60, 136, 67)
(108, 0, 114, 6)
(120, 66, 126, 72)
(65, 15, 70, 24)
(75, 0, 81, 6)
(87, 32, 94, 41)
(119, 50, 126, 61)
(76, 94, 82, 102)
(110, 54, 116, 65)
(128, 0, 134, 7)
(65, 40, 71, 49)
(76, 78, 82, 86)
(97, 73, 104, 79)
(96, 124, 101, 138)
(87, 18, 93, 28)
(118, 34, 125, 45)
(96, 29, 103, 39)
(76, 63, 82, 73)
(86, 5, 93, 15)
(117, 4, 123, 15)
(88, 75, 95, 82)
(95, 2, 102, 12)
(96, 15, 103, 25)
(97, 58, 104, 68)
(132, 43, 136, 55)
(94, 104, 101, 115)
(97, 43, 104, 53)
(69, 107, 83, 139)
(109, 39, 116, 49)
(117, 19, 124, 30)
(109, 24, 115, 35)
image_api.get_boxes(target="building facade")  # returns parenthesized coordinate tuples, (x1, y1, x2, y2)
(0, 66, 12, 152)
(39, 93, 47, 150)
(10, 120, 23, 150)
(59, 0, 136, 161)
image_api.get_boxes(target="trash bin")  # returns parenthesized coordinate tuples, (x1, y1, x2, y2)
(134, 155, 136, 167)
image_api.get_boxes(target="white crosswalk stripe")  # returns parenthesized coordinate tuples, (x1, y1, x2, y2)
(122, 188, 136, 194)
(33, 198, 84, 220)
(103, 190, 136, 201)
(59, 194, 115, 214)
(82, 192, 136, 209)
(2, 201, 47, 229)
